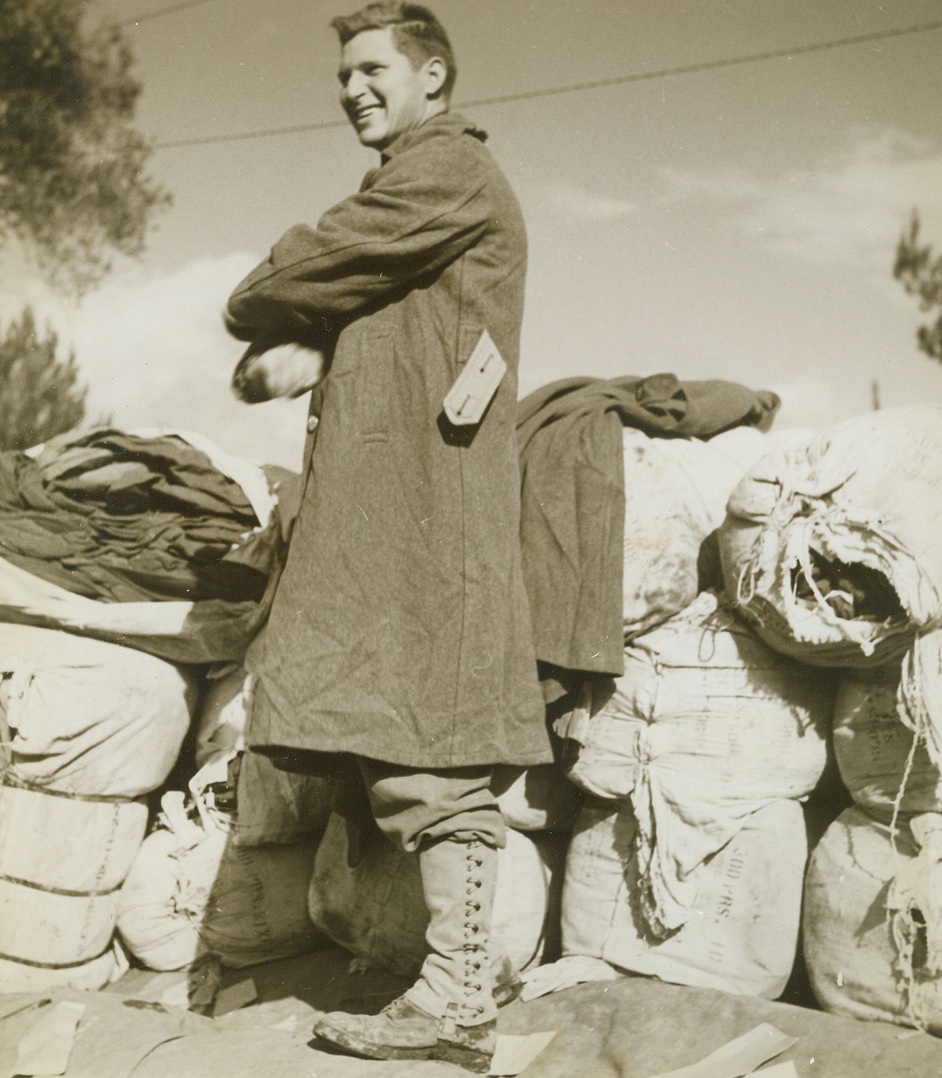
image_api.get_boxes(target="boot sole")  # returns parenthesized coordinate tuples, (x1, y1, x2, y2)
(314, 1026, 435, 1062)
(314, 1025, 491, 1073)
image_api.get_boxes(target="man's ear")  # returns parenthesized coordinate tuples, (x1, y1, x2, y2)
(423, 56, 448, 99)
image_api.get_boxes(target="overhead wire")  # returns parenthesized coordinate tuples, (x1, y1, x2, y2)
(149, 17, 942, 150)
(115, 0, 222, 26)
(461, 18, 942, 109)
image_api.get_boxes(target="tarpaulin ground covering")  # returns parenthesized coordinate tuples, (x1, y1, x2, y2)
(1, 946, 938, 1077)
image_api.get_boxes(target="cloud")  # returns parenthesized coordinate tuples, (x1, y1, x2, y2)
(0, 254, 310, 470)
(76, 254, 312, 469)
(533, 182, 637, 226)
(660, 128, 942, 277)
(73, 253, 254, 407)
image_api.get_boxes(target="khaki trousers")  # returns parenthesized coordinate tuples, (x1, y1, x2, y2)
(356, 758, 506, 853)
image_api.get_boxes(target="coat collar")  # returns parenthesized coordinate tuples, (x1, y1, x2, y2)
(379, 112, 487, 164)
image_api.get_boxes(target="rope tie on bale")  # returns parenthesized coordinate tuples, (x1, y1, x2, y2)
(731, 475, 799, 612)
(887, 638, 942, 1032)
(0, 944, 116, 970)
(888, 731, 921, 863)
(736, 561, 758, 607)
(887, 812, 942, 1032)
(0, 776, 144, 805)
(733, 481, 810, 630)
(900, 642, 942, 768)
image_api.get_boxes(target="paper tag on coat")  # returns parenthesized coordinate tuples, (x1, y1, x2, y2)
(443, 330, 506, 425)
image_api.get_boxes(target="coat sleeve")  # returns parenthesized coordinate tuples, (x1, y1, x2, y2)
(226, 141, 490, 342)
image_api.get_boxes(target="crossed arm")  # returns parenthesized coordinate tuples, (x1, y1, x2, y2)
(224, 143, 489, 401)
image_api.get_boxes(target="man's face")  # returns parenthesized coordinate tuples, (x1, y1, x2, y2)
(338, 27, 434, 151)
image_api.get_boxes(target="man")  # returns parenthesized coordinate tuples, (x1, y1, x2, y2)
(224, 3, 549, 1071)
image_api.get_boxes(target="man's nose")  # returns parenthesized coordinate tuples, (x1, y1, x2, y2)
(343, 71, 368, 102)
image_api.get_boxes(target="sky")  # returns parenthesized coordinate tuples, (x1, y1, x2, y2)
(6, 0, 942, 469)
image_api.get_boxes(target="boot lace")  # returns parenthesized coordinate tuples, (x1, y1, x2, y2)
(461, 842, 488, 1016)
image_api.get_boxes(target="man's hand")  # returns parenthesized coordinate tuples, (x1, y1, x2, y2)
(232, 342, 326, 403)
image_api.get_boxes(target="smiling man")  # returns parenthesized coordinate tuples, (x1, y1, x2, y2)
(338, 8, 451, 148)
(223, 3, 549, 1072)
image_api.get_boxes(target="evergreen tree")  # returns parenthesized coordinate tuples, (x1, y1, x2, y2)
(0, 307, 87, 450)
(0, 0, 171, 294)
(894, 210, 942, 364)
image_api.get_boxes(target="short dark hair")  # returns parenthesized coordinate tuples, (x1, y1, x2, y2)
(331, 2, 457, 100)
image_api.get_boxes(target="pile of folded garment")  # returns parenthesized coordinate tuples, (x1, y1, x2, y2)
(0, 427, 298, 663)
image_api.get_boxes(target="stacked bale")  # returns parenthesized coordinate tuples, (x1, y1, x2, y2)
(713, 405, 942, 1033)
(8, 403, 939, 1035)
(719, 404, 942, 667)
(830, 664, 941, 821)
(530, 425, 833, 1002)
(532, 408, 941, 1016)
(115, 790, 327, 972)
(804, 806, 942, 1034)
(558, 590, 833, 997)
(0, 624, 198, 991)
(0, 429, 354, 997)
(116, 655, 333, 972)
(619, 425, 772, 639)
(804, 646, 942, 1032)
(563, 798, 808, 998)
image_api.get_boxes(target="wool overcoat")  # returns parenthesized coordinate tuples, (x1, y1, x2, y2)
(226, 113, 550, 769)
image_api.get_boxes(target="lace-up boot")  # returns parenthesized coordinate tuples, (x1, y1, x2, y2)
(313, 837, 498, 1072)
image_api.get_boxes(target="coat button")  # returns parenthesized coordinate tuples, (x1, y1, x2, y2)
(307, 415, 320, 433)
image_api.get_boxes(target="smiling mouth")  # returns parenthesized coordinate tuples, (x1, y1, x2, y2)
(352, 106, 381, 124)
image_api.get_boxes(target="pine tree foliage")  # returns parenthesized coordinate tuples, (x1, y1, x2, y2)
(894, 210, 942, 364)
(0, 0, 171, 294)
(0, 306, 87, 450)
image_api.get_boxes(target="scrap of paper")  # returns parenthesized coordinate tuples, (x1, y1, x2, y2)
(651, 1022, 798, 1078)
(755, 1063, 800, 1078)
(519, 955, 621, 1000)
(489, 1031, 557, 1076)
(12, 1001, 85, 1078)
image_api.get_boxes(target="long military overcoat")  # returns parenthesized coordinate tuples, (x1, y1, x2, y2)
(226, 113, 550, 768)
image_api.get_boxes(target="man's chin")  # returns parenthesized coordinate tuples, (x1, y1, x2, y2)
(354, 124, 388, 149)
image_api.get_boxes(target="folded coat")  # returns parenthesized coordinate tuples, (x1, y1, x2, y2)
(516, 373, 780, 698)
